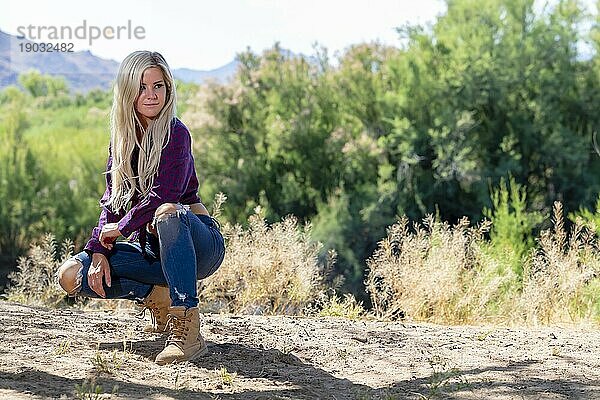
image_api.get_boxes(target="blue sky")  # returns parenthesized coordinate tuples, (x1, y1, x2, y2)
(1, 0, 447, 70)
(1, 0, 596, 71)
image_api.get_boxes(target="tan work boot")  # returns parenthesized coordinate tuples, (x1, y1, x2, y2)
(155, 306, 207, 365)
(141, 285, 171, 333)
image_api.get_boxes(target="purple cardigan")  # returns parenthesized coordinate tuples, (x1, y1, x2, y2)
(84, 118, 201, 257)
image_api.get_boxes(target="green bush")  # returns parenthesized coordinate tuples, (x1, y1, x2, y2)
(482, 177, 543, 280)
(569, 194, 600, 234)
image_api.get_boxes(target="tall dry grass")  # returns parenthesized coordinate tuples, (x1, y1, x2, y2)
(519, 202, 600, 324)
(365, 202, 600, 325)
(6, 197, 600, 325)
(198, 203, 326, 314)
(4, 234, 132, 310)
(5, 233, 72, 307)
(365, 215, 502, 324)
(5, 195, 328, 315)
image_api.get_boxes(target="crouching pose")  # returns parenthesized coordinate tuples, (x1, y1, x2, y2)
(57, 51, 225, 365)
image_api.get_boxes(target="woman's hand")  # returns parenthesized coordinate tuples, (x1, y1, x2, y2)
(99, 222, 121, 250)
(89, 253, 111, 298)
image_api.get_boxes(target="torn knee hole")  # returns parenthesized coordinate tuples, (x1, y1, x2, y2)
(154, 203, 187, 225)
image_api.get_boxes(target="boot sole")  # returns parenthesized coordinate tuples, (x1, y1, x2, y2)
(155, 343, 208, 365)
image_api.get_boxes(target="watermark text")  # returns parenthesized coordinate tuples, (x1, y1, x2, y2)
(16, 20, 146, 46)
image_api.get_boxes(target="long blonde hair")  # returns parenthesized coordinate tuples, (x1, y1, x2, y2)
(105, 51, 177, 213)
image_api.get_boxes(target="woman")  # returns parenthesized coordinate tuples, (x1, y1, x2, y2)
(57, 50, 225, 365)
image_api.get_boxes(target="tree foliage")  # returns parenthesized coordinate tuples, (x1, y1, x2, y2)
(182, 0, 600, 292)
(1, 0, 600, 297)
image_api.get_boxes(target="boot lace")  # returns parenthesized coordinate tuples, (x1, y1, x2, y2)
(165, 313, 190, 347)
(137, 299, 167, 332)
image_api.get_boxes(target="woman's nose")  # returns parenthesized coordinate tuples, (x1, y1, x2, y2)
(146, 88, 158, 99)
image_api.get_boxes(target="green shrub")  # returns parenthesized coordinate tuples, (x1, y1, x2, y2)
(482, 177, 543, 280)
(569, 194, 600, 234)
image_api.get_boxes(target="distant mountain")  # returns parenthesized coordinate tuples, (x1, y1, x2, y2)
(173, 61, 238, 84)
(0, 30, 118, 93)
(0, 30, 238, 93)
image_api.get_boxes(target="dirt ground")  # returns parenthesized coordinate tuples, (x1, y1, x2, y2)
(0, 302, 599, 399)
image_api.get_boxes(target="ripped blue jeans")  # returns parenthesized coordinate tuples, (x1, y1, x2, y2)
(70, 205, 225, 308)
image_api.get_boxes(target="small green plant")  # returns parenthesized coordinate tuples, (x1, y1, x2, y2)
(53, 338, 72, 355)
(426, 355, 469, 398)
(74, 378, 118, 400)
(483, 176, 543, 279)
(173, 368, 179, 390)
(475, 330, 494, 341)
(173, 364, 185, 391)
(90, 351, 110, 374)
(280, 342, 294, 355)
(335, 347, 350, 360)
(90, 347, 127, 374)
(218, 366, 236, 387)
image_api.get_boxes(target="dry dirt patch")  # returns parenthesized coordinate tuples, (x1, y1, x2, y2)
(0, 302, 599, 399)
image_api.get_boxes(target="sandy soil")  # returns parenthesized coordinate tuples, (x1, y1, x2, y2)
(0, 302, 599, 399)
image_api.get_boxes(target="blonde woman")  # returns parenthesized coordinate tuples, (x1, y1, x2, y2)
(57, 51, 225, 365)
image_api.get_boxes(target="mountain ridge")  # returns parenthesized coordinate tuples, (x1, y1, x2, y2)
(0, 30, 237, 93)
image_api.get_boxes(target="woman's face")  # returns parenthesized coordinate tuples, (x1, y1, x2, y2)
(135, 67, 167, 128)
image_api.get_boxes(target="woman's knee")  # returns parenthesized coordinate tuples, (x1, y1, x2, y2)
(57, 259, 84, 295)
(154, 203, 179, 221)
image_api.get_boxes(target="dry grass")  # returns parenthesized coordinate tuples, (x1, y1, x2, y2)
(198, 205, 326, 314)
(365, 215, 499, 324)
(519, 202, 600, 325)
(7, 198, 600, 326)
(4, 233, 132, 310)
(317, 292, 365, 319)
(5, 199, 327, 316)
(365, 203, 600, 325)
(4, 233, 71, 307)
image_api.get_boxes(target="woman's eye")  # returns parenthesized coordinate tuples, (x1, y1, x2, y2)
(155, 84, 163, 89)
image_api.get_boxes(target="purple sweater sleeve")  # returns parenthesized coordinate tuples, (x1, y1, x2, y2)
(84, 154, 121, 257)
(117, 121, 194, 238)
